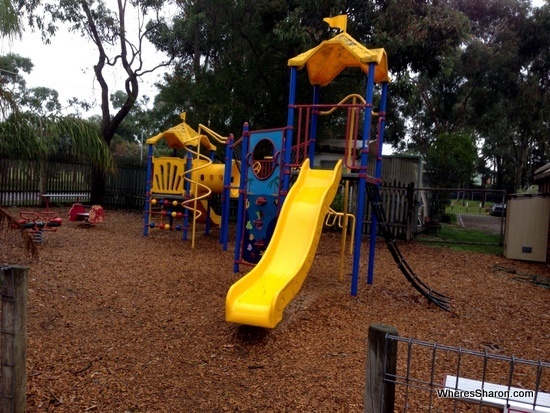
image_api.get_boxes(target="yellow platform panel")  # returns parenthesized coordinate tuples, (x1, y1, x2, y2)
(225, 159, 342, 328)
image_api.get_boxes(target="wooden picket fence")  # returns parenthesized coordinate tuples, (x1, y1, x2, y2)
(356, 180, 414, 240)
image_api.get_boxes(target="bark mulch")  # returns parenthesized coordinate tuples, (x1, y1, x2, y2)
(1, 207, 549, 412)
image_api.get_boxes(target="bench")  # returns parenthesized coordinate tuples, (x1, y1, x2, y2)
(443, 375, 550, 412)
(41, 193, 89, 209)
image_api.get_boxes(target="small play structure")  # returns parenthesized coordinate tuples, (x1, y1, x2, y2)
(68, 203, 105, 226)
(142, 113, 240, 249)
(143, 15, 450, 328)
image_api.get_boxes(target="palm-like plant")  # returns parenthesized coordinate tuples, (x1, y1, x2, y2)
(0, 113, 114, 171)
(0, 0, 20, 38)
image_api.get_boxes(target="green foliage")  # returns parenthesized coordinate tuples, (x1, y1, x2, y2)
(148, 0, 338, 133)
(424, 131, 477, 220)
(0, 0, 21, 38)
(418, 225, 503, 255)
(0, 53, 34, 116)
(330, 189, 344, 212)
(20, 87, 62, 115)
(425, 131, 477, 188)
(0, 113, 114, 171)
(4, 0, 548, 198)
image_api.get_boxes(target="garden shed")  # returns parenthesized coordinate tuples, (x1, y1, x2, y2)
(535, 162, 550, 262)
(504, 163, 550, 263)
(314, 140, 423, 187)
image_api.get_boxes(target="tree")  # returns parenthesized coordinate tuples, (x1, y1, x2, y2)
(0, 0, 20, 38)
(0, 52, 113, 168)
(20, 0, 175, 203)
(365, 0, 471, 150)
(0, 1, 22, 116)
(453, 0, 550, 192)
(108, 90, 159, 165)
(148, 0, 341, 133)
(19, 87, 62, 116)
(424, 131, 477, 220)
(425, 131, 477, 189)
(0, 53, 33, 117)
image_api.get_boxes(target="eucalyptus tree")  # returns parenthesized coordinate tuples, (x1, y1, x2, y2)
(0, 0, 23, 116)
(0, 0, 20, 38)
(15, 0, 175, 202)
(451, 0, 550, 192)
(148, 0, 343, 133)
(0, 53, 32, 117)
(0, 52, 113, 168)
(363, 0, 471, 152)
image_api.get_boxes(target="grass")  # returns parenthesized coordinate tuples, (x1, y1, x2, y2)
(445, 202, 495, 216)
(416, 224, 504, 255)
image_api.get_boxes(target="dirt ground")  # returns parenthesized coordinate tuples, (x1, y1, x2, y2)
(1, 207, 549, 412)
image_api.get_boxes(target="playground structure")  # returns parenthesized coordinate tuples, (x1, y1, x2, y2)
(143, 15, 450, 328)
(225, 15, 449, 328)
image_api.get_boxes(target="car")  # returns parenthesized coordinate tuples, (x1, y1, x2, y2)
(490, 203, 506, 217)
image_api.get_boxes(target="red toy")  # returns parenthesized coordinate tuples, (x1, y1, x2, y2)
(68, 203, 105, 225)
(16, 211, 62, 243)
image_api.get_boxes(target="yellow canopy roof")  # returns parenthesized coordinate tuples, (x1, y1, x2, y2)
(288, 32, 389, 86)
(146, 118, 216, 151)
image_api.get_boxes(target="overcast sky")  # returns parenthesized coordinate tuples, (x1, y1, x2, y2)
(0, 6, 174, 117)
(0, 0, 546, 118)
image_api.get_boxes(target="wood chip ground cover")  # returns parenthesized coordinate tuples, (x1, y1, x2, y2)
(1, 208, 548, 412)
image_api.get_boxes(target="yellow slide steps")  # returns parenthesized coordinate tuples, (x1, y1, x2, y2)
(225, 159, 342, 328)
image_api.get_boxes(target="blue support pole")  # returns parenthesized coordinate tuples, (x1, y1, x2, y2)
(233, 123, 250, 273)
(183, 151, 192, 240)
(308, 85, 320, 165)
(366, 82, 389, 285)
(221, 133, 234, 250)
(282, 67, 298, 200)
(204, 150, 215, 236)
(351, 63, 376, 296)
(143, 144, 154, 236)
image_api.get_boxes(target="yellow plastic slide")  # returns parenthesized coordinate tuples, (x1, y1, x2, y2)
(225, 158, 342, 328)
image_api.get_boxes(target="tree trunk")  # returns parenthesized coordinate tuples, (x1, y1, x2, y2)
(91, 166, 106, 205)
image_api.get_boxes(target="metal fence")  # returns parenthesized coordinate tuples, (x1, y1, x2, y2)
(365, 325, 550, 413)
(414, 188, 507, 245)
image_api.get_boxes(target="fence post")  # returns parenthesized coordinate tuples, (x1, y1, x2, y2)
(365, 324, 398, 413)
(406, 182, 415, 241)
(1, 266, 28, 413)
